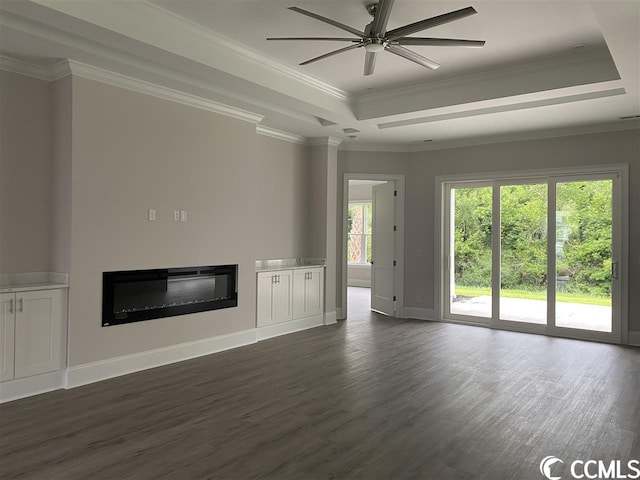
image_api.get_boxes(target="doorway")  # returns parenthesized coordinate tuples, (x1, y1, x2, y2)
(341, 174, 405, 321)
(439, 166, 628, 344)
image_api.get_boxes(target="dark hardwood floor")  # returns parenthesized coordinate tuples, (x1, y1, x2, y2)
(1, 287, 638, 479)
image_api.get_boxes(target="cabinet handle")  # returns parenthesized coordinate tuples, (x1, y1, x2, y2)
(8, 298, 13, 314)
(18, 298, 23, 313)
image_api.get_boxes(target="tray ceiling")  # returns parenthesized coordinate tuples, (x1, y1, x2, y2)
(0, 0, 638, 149)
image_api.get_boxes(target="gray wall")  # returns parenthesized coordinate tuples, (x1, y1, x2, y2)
(0, 71, 315, 366)
(0, 70, 52, 273)
(337, 129, 640, 333)
(66, 77, 313, 365)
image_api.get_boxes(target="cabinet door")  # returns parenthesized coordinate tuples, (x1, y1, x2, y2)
(14, 289, 64, 378)
(292, 270, 307, 319)
(305, 269, 324, 317)
(257, 273, 275, 327)
(0, 293, 15, 381)
(272, 271, 292, 323)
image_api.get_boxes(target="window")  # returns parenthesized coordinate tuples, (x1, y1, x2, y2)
(348, 203, 372, 264)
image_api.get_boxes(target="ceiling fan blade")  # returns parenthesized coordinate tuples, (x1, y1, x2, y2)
(267, 37, 362, 42)
(300, 43, 364, 66)
(386, 6, 478, 42)
(288, 7, 365, 38)
(387, 45, 440, 70)
(396, 37, 485, 48)
(369, 0, 395, 36)
(364, 51, 377, 76)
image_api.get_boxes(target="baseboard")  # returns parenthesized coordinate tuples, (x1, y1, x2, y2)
(403, 306, 436, 321)
(324, 310, 338, 325)
(628, 330, 640, 347)
(336, 307, 345, 320)
(6, 314, 336, 401)
(66, 329, 257, 388)
(256, 315, 324, 341)
(347, 279, 371, 288)
(0, 370, 66, 403)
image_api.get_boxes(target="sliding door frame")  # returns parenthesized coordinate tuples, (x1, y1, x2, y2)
(435, 164, 629, 344)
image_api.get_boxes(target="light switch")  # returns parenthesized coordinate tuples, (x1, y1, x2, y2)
(180, 210, 188, 222)
(148, 209, 156, 221)
(174, 210, 180, 221)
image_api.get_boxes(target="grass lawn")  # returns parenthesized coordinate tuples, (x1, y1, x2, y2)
(454, 285, 611, 306)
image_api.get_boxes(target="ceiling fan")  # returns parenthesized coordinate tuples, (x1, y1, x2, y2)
(267, 0, 485, 76)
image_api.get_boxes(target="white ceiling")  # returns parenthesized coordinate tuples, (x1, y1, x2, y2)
(0, 0, 638, 149)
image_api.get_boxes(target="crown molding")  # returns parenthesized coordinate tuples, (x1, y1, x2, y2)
(340, 122, 640, 153)
(339, 142, 421, 153)
(377, 87, 627, 130)
(63, 60, 264, 124)
(139, 1, 349, 102)
(256, 125, 307, 145)
(0, 54, 54, 81)
(307, 136, 343, 148)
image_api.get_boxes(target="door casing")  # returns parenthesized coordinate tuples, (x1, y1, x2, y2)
(341, 173, 405, 321)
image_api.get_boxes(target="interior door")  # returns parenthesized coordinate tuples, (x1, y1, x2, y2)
(371, 182, 395, 315)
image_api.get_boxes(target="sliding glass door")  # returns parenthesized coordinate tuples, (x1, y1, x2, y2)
(499, 182, 548, 325)
(553, 177, 616, 334)
(443, 171, 622, 342)
(449, 184, 492, 320)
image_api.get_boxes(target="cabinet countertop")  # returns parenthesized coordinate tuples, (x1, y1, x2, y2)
(255, 258, 325, 273)
(0, 282, 69, 293)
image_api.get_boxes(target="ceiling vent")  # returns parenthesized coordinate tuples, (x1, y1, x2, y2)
(317, 117, 338, 126)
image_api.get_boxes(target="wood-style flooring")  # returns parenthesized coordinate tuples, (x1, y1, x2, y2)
(1, 287, 638, 479)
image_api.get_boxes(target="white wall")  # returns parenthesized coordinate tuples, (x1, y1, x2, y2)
(0, 70, 52, 273)
(0, 70, 317, 367)
(65, 77, 315, 366)
(338, 129, 640, 333)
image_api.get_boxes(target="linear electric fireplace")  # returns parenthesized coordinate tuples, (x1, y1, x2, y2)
(102, 265, 238, 326)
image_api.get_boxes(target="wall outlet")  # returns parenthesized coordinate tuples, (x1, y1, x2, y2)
(173, 210, 180, 221)
(180, 210, 188, 222)
(148, 208, 156, 221)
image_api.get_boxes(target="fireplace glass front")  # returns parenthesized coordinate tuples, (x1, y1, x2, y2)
(102, 265, 238, 326)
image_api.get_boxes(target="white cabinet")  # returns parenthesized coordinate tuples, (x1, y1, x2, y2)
(257, 267, 324, 329)
(292, 268, 324, 320)
(256, 271, 293, 327)
(0, 289, 65, 381)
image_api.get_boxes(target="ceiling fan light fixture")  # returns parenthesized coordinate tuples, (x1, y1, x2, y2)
(365, 41, 386, 53)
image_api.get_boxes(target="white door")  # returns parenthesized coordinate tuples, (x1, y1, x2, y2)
(371, 182, 395, 315)
(14, 289, 63, 378)
(256, 272, 275, 327)
(292, 270, 307, 319)
(0, 293, 15, 381)
(272, 271, 292, 323)
(305, 269, 323, 317)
